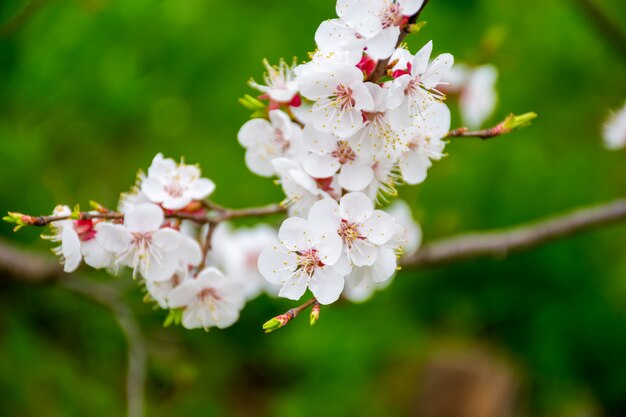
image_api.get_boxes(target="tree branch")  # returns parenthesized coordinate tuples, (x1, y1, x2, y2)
(2, 198, 625, 281)
(402, 198, 626, 268)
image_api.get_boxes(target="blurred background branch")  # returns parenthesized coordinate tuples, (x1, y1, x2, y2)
(573, 0, 626, 61)
(58, 277, 146, 417)
(0, 0, 47, 39)
(403, 197, 626, 268)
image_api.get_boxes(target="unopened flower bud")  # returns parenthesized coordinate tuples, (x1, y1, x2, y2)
(262, 314, 291, 333)
(310, 302, 320, 326)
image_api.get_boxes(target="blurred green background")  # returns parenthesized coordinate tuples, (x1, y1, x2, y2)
(1, 0, 625, 416)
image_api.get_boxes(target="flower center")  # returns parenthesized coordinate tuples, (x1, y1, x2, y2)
(165, 181, 185, 198)
(296, 248, 324, 276)
(331, 140, 357, 164)
(333, 84, 356, 110)
(274, 128, 290, 152)
(198, 287, 222, 302)
(404, 76, 421, 96)
(381, 3, 403, 28)
(132, 232, 153, 253)
(338, 220, 363, 248)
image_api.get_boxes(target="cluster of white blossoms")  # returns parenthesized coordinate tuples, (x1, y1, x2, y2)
(17, 0, 485, 331)
(43, 154, 283, 330)
(239, 0, 449, 306)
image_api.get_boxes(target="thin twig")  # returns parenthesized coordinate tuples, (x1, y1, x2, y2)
(58, 277, 146, 417)
(9, 202, 286, 228)
(446, 126, 505, 140)
(402, 198, 626, 268)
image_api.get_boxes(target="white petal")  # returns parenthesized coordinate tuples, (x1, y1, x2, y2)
(152, 228, 182, 251)
(309, 267, 344, 305)
(365, 26, 400, 60)
(245, 149, 275, 177)
(339, 192, 373, 224)
(143, 251, 179, 282)
(278, 270, 309, 300)
(125, 203, 164, 233)
(362, 210, 395, 245)
(315, 231, 343, 266)
(61, 227, 82, 272)
(190, 178, 215, 200)
(336, 0, 382, 38)
(278, 217, 312, 250)
(237, 118, 274, 147)
(372, 247, 397, 282)
(177, 234, 202, 266)
(351, 81, 375, 112)
(338, 162, 375, 191)
(141, 178, 168, 203)
(168, 279, 201, 308)
(80, 239, 112, 269)
(400, 151, 431, 184)
(303, 153, 341, 178)
(95, 223, 133, 253)
(400, 0, 424, 15)
(308, 198, 341, 233)
(422, 53, 454, 90)
(348, 239, 378, 267)
(258, 246, 298, 284)
(412, 41, 433, 75)
(161, 196, 192, 211)
(302, 123, 338, 154)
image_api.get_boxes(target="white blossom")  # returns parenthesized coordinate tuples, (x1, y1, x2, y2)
(298, 63, 374, 138)
(387, 41, 454, 130)
(249, 58, 300, 105)
(258, 216, 344, 304)
(397, 101, 450, 184)
(237, 110, 305, 177)
(308, 192, 396, 268)
(446, 64, 498, 128)
(272, 158, 337, 217)
(301, 124, 374, 192)
(168, 267, 246, 330)
(604, 101, 626, 150)
(43, 205, 113, 273)
(95, 203, 195, 282)
(336, 0, 424, 59)
(141, 153, 215, 211)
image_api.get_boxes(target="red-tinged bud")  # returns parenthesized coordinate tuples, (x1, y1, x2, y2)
(310, 302, 320, 326)
(289, 94, 302, 107)
(357, 55, 376, 77)
(74, 219, 96, 241)
(262, 313, 291, 333)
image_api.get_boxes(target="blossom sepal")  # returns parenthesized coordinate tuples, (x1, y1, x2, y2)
(163, 308, 184, 328)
